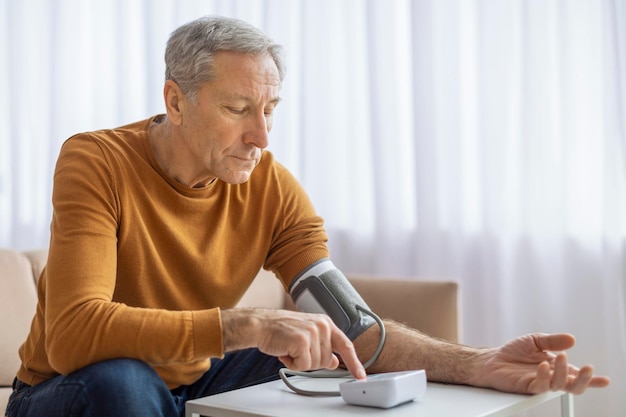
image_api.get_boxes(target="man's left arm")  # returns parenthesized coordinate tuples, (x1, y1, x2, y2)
(352, 319, 611, 395)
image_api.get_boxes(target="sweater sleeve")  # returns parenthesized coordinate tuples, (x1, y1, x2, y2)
(263, 160, 330, 287)
(44, 134, 222, 376)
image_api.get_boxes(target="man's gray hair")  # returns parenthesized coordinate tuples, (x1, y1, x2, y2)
(165, 16, 285, 101)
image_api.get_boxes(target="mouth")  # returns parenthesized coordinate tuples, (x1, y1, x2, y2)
(232, 152, 261, 161)
(229, 155, 260, 170)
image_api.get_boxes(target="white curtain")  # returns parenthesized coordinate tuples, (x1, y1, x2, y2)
(1, 0, 624, 415)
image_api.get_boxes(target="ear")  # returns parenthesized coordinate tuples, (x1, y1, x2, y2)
(163, 80, 185, 126)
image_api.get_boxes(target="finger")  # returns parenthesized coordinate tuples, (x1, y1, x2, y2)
(278, 355, 294, 369)
(550, 353, 569, 391)
(327, 353, 340, 370)
(529, 361, 551, 393)
(589, 375, 611, 388)
(289, 352, 312, 371)
(566, 365, 594, 395)
(533, 333, 576, 352)
(319, 328, 340, 370)
(331, 329, 366, 379)
(314, 319, 339, 370)
(308, 325, 322, 369)
(287, 332, 313, 371)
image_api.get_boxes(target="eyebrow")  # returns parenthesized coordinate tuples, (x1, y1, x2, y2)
(228, 94, 282, 106)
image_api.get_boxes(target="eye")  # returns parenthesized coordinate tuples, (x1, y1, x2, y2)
(227, 106, 246, 115)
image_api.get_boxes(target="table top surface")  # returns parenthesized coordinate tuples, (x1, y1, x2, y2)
(186, 376, 565, 417)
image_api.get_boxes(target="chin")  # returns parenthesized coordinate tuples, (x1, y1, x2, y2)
(221, 171, 254, 185)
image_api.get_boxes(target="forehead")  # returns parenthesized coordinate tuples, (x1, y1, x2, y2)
(206, 51, 281, 96)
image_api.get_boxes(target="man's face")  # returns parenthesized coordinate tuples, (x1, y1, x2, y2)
(176, 51, 281, 185)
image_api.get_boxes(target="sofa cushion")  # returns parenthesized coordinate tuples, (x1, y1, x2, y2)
(236, 269, 285, 309)
(0, 249, 38, 386)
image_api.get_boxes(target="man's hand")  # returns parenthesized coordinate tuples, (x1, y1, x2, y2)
(222, 308, 366, 380)
(475, 333, 610, 394)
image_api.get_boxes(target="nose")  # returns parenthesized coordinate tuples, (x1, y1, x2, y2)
(244, 111, 270, 149)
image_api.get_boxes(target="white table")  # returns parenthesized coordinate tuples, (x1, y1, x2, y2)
(186, 376, 573, 417)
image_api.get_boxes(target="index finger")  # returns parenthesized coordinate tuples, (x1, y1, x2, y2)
(331, 328, 366, 379)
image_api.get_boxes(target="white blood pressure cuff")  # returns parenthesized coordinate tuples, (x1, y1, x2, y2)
(288, 259, 376, 341)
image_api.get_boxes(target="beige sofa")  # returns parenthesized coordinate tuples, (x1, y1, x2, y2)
(0, 248, 458, 414)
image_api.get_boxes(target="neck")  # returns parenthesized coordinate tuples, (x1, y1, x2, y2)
(149, 117, 216, 188)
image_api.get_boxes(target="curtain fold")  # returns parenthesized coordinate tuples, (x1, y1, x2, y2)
(1, 0, 624, 415)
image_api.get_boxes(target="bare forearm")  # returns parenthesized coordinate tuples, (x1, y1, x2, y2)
(220, 308, 367, 378)
(221, 308, 260, 352)
(354, 319, 488, 386)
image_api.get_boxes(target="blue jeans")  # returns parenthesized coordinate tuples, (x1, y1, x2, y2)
(5, 349, 282, 417)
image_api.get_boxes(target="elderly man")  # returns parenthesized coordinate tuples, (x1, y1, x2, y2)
(7, 16, 609, 417)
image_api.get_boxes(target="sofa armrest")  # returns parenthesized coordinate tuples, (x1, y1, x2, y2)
(24, 249, 48, 283)
(0, 249, 38, 388)
(347, 276, 459, 343)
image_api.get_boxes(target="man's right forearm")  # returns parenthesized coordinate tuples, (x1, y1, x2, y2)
(221, 308, 264, 352)
(221, 308, 366, 378)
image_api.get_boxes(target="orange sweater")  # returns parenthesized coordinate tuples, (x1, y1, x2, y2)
(17, 117, 329, 389)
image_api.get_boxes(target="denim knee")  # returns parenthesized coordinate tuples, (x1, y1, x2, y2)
(64, 358, 174, 414)
(71, 358, 160, 393)
(7, 359, 178, 417)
